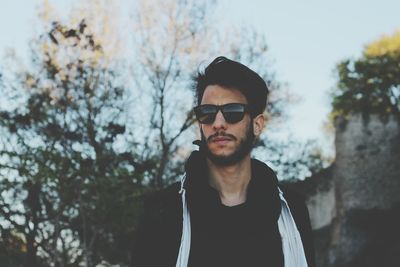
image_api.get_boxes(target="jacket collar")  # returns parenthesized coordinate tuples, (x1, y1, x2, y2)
(183, 150, 281, 220)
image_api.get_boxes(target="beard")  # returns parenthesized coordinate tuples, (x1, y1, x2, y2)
(200, 122, 255, 166)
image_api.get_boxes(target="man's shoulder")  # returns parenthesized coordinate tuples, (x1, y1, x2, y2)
(278, 183, 310, 228)
(142, 182, 182, 217)
(278, 183, 307, 205)
(133, 182, 183, 266)
(278, 183, 316, 267)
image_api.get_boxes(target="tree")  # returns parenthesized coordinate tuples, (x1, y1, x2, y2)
(130, 0, 288, 188)
(0, 229, 25, 267)
(0, 19, 147, 267)
(332, 30, 400, 120)
(253, 136, 327, 181)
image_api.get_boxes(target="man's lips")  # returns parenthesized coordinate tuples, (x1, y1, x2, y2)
(209, 136, 235, 146)
(207, 133, 236, 143)
(212, 137, 231, 142)
(212, 139, 231, 146)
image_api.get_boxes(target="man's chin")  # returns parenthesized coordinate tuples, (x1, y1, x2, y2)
(200, 127, 255, 166)
(208, 146, 234, 156)
(205, 150, 244, 166)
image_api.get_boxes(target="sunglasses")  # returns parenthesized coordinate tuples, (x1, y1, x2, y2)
(194, 103, 250, 124)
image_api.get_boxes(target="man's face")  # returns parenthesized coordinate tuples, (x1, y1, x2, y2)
(199, 85, 258, 166)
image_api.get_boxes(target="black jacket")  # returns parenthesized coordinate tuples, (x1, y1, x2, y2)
(133, 151, 315, 267)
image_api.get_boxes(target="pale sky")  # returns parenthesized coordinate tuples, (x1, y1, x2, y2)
(218, 0, 399, 141)
(1, 0, 399, 153)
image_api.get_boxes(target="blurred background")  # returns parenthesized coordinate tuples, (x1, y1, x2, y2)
(0, 0, 399, 266)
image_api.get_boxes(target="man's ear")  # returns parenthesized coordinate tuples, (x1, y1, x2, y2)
(252, 113, 265, 137)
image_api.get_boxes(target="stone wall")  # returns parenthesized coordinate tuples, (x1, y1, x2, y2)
(290, 114, 400, 267)
(334, 114, 400, 211)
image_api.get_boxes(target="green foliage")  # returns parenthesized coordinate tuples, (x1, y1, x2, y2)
(332, 31, 400, 120)
(0, 230, 26, 267)
(0, 20, 149, 267)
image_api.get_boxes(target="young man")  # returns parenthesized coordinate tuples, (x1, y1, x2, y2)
(133, 57, 315, 267)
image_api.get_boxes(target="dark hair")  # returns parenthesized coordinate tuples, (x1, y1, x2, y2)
(194, 56, 269, 117)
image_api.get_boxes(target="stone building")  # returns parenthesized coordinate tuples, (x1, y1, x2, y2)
(286, 114, 400, 267)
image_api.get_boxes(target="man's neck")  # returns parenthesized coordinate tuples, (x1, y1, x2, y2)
(206, 154, 252, 207)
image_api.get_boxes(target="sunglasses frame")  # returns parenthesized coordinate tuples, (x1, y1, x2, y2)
(193, 103, 250, 124)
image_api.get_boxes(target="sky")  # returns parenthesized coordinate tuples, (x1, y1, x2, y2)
(217, 0, 399, 142)
(0, 0, 399, 154)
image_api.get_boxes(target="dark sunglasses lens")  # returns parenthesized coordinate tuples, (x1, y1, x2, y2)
(195, 105, 217, 124)
(195, 104, 247, 124)
(223, 104, 246, 123)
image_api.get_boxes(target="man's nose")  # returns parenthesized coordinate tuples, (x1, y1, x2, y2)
(212, 110, 227, 130)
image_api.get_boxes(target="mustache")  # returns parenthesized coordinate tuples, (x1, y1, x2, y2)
(207, 132, 237, 143)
